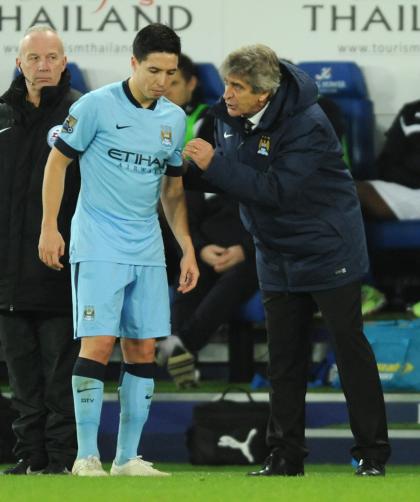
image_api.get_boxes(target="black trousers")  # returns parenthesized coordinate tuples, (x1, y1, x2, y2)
(0, 312, 79, 466)
(263, 281, 391, 464)
(172, 259, 258, 353)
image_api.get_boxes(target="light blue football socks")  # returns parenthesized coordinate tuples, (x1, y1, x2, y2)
(114, 363, 155, 466)
(72, 357, 106, 460)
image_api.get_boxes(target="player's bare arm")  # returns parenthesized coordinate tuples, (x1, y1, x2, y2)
(38, 147, 73, 271)
(160, 175, 199, 293)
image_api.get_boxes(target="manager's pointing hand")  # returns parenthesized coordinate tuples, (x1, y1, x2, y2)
(183, 138, 215, 171)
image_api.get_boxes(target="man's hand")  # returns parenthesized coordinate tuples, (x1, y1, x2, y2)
(178, 247, 200, 294)
(183, 138, 215, 171)
(200, 244, 227, 267)
(213, 245, 246, 273)
(38, 226, 65, 271)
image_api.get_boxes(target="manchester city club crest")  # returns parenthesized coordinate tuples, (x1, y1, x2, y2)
(160, 125, 173, 146)
(257, 136, 270, 156)
(83, 305, 95, 321)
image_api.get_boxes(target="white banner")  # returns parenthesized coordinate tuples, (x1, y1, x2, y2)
(1, 0, 419, 135)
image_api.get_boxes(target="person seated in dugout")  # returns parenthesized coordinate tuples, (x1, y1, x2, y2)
(356, 100, 420, 314)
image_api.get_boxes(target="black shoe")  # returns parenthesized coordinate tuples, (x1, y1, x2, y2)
(248, 450, 304, 477)
(354, 459, 385, 476)
(42, 463, 71, 475)
(1, 459, 45, 475)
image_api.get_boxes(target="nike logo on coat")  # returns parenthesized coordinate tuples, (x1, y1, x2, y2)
(116, 124, 131, 129)
(145, 394, 153, 399)
(77, 387, 102, 393)
(224, 131, 234, 138)
(0, 127, 11, 134)
(399, 116, 420, 136)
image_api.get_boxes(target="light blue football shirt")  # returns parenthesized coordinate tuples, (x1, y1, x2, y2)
(55, 80, 186, 265)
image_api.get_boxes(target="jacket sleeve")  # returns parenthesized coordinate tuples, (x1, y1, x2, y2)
(183, 160, 223, 193)
(0, 103, 14, 129)
(202, 123, 341, 209)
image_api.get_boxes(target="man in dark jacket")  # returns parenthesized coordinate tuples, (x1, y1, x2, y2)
(0, 25, 80, 474)
(184, 44, 390, 476)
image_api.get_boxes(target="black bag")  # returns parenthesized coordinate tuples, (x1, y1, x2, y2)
(186, 387, 270, 465)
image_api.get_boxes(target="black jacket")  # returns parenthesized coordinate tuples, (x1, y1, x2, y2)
(185, 61, 368, 292)
(375, 100, 420, 188)
(0, 70, 80, 312)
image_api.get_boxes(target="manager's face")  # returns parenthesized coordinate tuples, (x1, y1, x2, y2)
(223, 74, 269, 118)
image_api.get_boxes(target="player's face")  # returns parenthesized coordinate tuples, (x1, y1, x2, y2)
(16, 31, 67, 92)
(223, 74, 270, 118)
(131, 52, 178, 102)
(164, 70, 196, 107)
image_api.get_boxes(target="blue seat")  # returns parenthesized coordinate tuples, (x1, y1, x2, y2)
(366, 221, 420, 250)
(66, 62, 89, 94)
(229, 290, 265, 382)
(236, 290, 265, 323)
(12, 61, 89, 94)
(297, 61, 375, 180)
(196, 63, 224, 105)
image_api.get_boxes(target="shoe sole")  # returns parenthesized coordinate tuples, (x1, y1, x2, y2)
(111, 464, 170, 477)
(167, 352, 198, 388)
(72, 471, 108, 477)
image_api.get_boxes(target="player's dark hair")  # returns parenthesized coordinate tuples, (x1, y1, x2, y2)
(132, 23, 181, 62)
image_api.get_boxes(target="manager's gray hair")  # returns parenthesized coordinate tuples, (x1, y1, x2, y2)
(220, 44, 281, 95)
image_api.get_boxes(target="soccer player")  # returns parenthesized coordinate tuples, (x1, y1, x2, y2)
(38, 23, 199, 477)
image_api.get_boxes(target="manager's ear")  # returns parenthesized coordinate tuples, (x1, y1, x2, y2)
(258, 90, 270, 104)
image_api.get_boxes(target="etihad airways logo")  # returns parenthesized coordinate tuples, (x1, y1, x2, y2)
(108, 148, 167, 174)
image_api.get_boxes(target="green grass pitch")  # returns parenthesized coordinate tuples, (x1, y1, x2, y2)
(1, 463, 420, 502)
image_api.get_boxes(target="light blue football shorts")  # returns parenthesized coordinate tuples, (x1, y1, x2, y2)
(71, 261, 171, 340)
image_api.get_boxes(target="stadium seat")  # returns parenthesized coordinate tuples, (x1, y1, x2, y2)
(196, 63, 224, 105)
(236, 290, 265, 323)
(366, 221, 420, 250)
(297, 61, 375, 180)
(229, 290, 265, 382)
(66, 62, 89, 94)
(12, 61, 89, 94)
